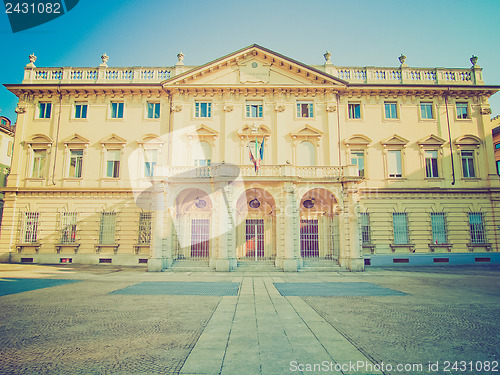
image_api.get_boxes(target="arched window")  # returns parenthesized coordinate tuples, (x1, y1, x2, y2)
(297, 141, 316, 166)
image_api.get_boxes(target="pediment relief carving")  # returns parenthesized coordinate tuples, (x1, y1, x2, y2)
(163, 44, 347, 88)
(238, 123, 270, 140)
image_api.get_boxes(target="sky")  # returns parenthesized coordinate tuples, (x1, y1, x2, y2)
(0, 0, 499, 122)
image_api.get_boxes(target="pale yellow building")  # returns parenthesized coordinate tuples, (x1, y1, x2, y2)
(1, 45, 499, 271)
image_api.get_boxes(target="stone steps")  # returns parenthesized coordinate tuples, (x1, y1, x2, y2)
(300, 260, 342, 272)
(170, 260, 211, 272)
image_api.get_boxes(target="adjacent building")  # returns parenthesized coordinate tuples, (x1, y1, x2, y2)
(0, 116, 14, 225)
(1, 45, 499, 271)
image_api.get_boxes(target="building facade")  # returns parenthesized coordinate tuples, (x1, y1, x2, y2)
(492, 116, 500, 175)
(1, 45, 499, 271)
(0, 116, 14, 225)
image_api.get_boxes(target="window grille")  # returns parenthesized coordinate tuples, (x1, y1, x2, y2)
(138, 212, 152, 245)
(99, 212, 116, 245)
(21, 212, 39, 243)
(469, 213, 486, 244)
(431, 213, 447, 244)
(60, 212, 78, 244)
(393, 212, 409, 244)
(359, 212, 371, 245)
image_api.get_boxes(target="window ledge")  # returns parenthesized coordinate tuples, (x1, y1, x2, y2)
(390, 244, 415, 253)
(461, 178, 481, 181)
(424, 177, 444, 181)
(428, 243, 453, 252)
(467, 243, 492, 251)
(55, 243, 80, 253)
(95, 244, 120, 254)
(134, 244, 151, 254)
(386, 177, 407, 181)
(16, 243, 41, 252)
(362, 244, 375, 254)
(70, 118, 88, 122)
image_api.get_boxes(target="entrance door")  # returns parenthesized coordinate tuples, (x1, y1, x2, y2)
(245, 219, 264, 260)
(191, 219, 210, 258)
(300, 219, 319, 258)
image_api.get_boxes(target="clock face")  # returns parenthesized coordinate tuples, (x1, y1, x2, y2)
(251, 62, 258, 68)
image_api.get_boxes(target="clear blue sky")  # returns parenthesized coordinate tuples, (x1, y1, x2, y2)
(1, 0, 499, 122)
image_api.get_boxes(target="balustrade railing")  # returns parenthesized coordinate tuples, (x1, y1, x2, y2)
(153, 165, 348, 179)
(23, 64, 479, 85)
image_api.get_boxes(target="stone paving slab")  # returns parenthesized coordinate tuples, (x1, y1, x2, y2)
(274, 282, 406, 296)
(0, 277, 81, 296)
(111, 281, 240, 296)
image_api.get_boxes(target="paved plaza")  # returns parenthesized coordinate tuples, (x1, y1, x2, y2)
(0, 264, 499, 374)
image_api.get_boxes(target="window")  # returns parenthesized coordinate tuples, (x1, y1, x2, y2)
(296, 101, 313, 118)
(351, 151, 365, 177)
(110, 102, 124, 119)
(144, 149, 158, 177)
(469, 213, 486, 244)
(7, 141, 12, 157)
(74, 103, 88, 119)
(106, 150, 121, 178)
(32, 150, 46, 178)
(496, 143, 500, 150)
(246, 101, 263, 118)
(384, 102, 398, 119)
(431, 213, 447, 244)
(69, 150, 83, 178)
(21, 212, 39, 243)
(359, 212, 371, 245)
(497, 160, 500, 175)
(425, 150, 439, 178)
(461, 150, 476, 178)
(456, 102, 469, 119)
(420, 102, 433, 119)
(348, 103, 361, 119)
(195, 102, 212, 118)
(393, 212, 409, 244)
(147, 102, 160, 119)
(138, 212, 152, 245)
(38, 102, 52, 119)
(60, 212, 78, 244)
(99, 212, 116, 245)
(1, 119, 6, 125)
(297, 141, 316, 166)
(387, 150, 402, 178)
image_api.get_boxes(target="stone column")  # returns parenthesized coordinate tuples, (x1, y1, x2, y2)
(282, 182, 300, 271)
(214, 182, 236, 271)
(339, 186, 364, 271)
(148, 182, 166, 272)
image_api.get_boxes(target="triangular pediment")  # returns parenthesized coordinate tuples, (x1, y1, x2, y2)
(163, 44, 347, 87)
(291, 125, 323, 138)
(100, 134, 127, 145)
(188, 125, 218, 137)
(63, 133, 90, 145)
(381, 134, 409, 146)
(417, 134, 446, 146)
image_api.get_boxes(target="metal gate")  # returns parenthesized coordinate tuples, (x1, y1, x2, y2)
(191, 218, 210, 258)
(245, 219, 264, 260)
(300, 219, 319, 258)
(174, 215, 211, 260)
(300, 216, 339, 260)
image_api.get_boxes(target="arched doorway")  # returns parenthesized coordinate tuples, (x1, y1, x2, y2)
(235, 188, 276, 261)
(173, 188, 212, 261)
(299, 188, 339, 261)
